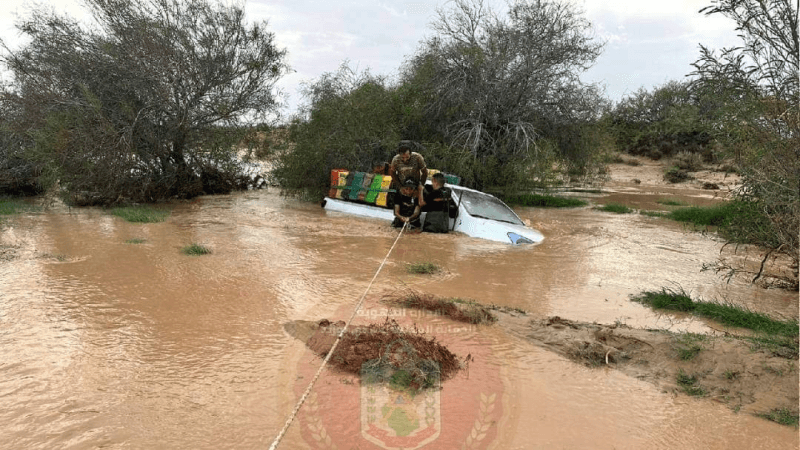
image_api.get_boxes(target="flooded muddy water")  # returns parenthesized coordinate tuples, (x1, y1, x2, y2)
(1, 188, 797, 449)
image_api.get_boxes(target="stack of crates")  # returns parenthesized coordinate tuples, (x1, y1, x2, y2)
(375, 175, 393, 207)
(348, 172, 365, 200)
(328, 169, 459, 209)
(329, 169, 394, 208)
(358, 173, 374, 202)
(330, 169, 348, 199)
(365, 174, 384, 203)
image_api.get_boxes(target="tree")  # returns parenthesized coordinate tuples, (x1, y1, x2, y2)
(0, 0, 288, 204)
(274, 63, 403, 198)
(608, 80, 713, 160)
(401, 0, 605, 190)
(691, 0, 798, 286)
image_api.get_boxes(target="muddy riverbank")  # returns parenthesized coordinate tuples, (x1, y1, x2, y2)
(497, 313, 798, 418)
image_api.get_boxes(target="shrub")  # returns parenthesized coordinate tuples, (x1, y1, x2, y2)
(677, 370, 706, 396)
(663, 167, 693, 183)
(406, 262, 441, 274)
(672, 150, 704, 171)
(757, 408, 800, 427)
(597, 203, 633, 214)
(181, 244, 212, 255)
(657, 199, 687, 206)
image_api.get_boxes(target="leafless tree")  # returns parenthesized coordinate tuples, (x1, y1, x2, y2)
(402, 0, 605, 188)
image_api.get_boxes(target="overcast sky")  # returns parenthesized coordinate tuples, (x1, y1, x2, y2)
(1, 0, 741, 117)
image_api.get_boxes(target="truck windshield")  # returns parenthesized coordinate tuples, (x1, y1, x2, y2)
(454, 190, 523, 225)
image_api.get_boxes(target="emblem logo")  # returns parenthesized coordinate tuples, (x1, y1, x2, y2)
(360, 339, 441, 449)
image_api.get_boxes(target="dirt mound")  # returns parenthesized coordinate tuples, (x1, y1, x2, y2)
(285, 319, 465, 390)
(382, 290, 497, 324)
(503, 315, 799, 420)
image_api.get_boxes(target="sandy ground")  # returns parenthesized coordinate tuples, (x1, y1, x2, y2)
(603, 154, 742, 192)
(497, 312, 798, 419)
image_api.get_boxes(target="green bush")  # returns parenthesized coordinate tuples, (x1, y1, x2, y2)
(406, 262, 441, 274)
(2, 0, 286, 205)
(663, 167, 693, 183)
(273, 65, 402, 198)
(182, 244, 212, 255)
(606, 80, 715, 159)
(656, 199, 686, 206)
(597, 203, 633, 214)
(668, 201, 780, 247)
(757, 408, 800, 427)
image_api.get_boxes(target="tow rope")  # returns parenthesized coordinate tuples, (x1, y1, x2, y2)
(268, 222, 408, 450)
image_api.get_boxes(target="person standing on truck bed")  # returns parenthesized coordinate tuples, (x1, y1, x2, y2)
(390, 140, 427, 205)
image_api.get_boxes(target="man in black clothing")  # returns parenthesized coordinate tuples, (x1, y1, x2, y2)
(422, 173, 456, 233)
(392, 179, 421, 228)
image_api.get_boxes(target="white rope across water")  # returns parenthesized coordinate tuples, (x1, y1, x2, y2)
(268, 223, 408, 450)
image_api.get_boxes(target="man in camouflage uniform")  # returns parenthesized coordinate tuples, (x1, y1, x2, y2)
(390, 140, 427, 205)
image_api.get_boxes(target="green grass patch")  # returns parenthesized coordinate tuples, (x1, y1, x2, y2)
(632, 288, 798, 337)
(676, 370, 706, 396)
(666, 200, 779, 247)
(405, 262, 441, 274)
(632, 288, 799, 357)
(597, 203, 633, 214)
(0, 198, 34, 215)
(125, 238, 146, 244)
(657, 199, 687, 206)
(745, 335, 799, 359)
(667, 203, 734, 227)
(110, 206, 169, 223)
(502, 194, 587, 208)
(675, 334, 705, 360)
(181, 243, 212, 256)
(757, 408, 799, 427)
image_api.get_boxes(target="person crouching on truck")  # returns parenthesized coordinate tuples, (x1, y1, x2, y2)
(422, 173, 457, 233)
(392, 179, 422, 229)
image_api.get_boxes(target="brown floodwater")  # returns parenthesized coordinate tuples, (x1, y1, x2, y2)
(1, 188, 797, 449)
